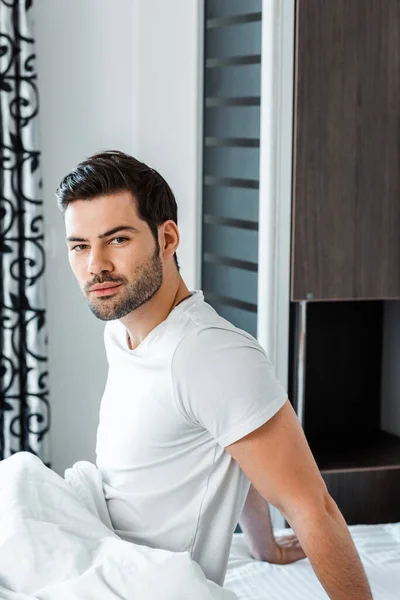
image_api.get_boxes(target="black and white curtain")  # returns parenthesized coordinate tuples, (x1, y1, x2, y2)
(0, 0, 50, 462)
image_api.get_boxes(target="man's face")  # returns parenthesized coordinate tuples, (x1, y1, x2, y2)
(65, 191, 163, 321)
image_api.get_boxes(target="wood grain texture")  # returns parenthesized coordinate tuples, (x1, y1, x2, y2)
(292, 0, 400, 300)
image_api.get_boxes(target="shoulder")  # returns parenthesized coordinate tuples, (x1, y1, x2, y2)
(170, 308, 287, 446)
(171, 292, 268, 367)
(172, 322, 270, 381)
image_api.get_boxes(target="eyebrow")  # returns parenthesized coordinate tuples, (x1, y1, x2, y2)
(66, 226, 139, 243)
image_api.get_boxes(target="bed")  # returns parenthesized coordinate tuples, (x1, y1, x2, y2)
(1, 453, 399, 599)
(225, 524, 400, 599)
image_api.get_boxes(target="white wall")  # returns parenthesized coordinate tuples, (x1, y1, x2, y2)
(135, 0, 203, 289)
(34, 0, 138, 474)
(34, 0, 202, 474)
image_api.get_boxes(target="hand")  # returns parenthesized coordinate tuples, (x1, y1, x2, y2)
(267, 534, 306, 565)
(250, 533, 306, 565)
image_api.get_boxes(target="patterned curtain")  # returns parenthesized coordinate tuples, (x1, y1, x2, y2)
(0, 0, 50, 462)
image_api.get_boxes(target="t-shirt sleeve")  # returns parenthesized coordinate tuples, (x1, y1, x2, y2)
(171, 326, 288, 447)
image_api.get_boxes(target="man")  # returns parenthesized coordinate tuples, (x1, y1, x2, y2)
(58, 150, 373, 598)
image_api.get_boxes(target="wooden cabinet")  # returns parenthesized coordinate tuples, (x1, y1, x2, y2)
(291, 0, 400, 302)
(322, 470, 400, 525)
(200, 0, 400, 528)
(288, 300, 400, 524)
(289, 0, 400, 525)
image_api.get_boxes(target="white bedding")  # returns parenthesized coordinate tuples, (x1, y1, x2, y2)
(1, 452, 399, 600)
(0, 452, 237, 600)
(226, 524, 400, 599)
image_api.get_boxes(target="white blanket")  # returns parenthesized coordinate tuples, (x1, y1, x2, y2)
(0, 452, 237, 600)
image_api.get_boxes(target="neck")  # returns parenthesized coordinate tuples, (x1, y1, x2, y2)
(121, 276, 191, 351)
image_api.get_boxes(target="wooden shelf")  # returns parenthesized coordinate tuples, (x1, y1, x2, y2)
(308, 430, 400, 473)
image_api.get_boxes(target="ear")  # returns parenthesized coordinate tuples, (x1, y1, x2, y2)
(159, 220, 180, 260)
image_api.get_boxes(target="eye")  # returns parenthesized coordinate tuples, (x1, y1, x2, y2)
(71, 244, 88, 252)
(110, 236, 129, 245)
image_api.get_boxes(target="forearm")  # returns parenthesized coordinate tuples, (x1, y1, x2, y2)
(287, 496, 373, 600)
(239, 483, 276, 560)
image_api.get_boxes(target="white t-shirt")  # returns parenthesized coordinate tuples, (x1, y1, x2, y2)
(96, 290, 288, 585)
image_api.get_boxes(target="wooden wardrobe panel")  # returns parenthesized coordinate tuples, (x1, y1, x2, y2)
(322, 469, 400, 525)
(292, 0, 400, 301)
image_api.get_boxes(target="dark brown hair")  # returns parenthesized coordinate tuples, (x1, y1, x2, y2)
(56, 150, 179, 269)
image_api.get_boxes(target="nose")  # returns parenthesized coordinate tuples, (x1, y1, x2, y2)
(88, 247, 113, 276)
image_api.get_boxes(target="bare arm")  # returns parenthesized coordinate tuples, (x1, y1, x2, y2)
(226, 400, 373, 600)
(239, 483, 305, 563)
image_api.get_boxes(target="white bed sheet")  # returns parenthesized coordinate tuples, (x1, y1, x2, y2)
(225, 524, 400, 599)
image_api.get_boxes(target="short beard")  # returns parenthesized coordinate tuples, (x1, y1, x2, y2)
(87, 245, 163, 321)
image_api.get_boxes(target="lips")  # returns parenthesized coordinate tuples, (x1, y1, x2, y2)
(90, 283, 122, 296)
(91, 283, 121, 291)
